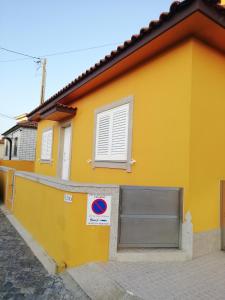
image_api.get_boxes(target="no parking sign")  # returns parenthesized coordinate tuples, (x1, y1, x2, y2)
(86, 195, 111, 225)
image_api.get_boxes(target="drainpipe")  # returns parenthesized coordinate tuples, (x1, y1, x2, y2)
(3, 137, 12, 160)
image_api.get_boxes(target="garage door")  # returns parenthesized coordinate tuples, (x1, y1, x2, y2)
(118, 186, 182, 248)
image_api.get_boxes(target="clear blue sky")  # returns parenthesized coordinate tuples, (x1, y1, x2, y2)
(0, 0, 172, 133)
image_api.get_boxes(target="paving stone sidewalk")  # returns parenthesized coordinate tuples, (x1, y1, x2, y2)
(99, 251, 225, 300)
(0, 210, 88, 300)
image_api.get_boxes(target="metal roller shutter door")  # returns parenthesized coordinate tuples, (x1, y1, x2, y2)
(118, 186, 182, 248)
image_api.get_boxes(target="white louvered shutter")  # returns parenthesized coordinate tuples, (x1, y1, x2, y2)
(41, 129, 53, 160)
(95, 103, 129, 161)
(95, 111, 111, 161)
(111, 103, 129, 161)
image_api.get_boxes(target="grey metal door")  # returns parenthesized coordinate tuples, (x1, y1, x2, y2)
(118, 186, 182, 248)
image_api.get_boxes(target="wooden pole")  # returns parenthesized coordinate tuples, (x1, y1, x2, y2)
(40, 58, 47, 105)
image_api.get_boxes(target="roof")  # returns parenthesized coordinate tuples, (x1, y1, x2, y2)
(28, 0, 225, 120)
(2, 121, 37, 136)
(40, 103, 77, 121)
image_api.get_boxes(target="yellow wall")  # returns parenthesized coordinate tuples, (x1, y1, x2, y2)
(0, 170, 7, 204)
(13, 176, 110, 267)
(34, 39, 225, 237)
(35, 39, 192, 191)
(188, 40, 225, 232)
(0, 160, 34, 172)
(0, 169, 14, 210)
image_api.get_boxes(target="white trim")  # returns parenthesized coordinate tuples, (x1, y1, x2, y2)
(57, 120, 73, 180)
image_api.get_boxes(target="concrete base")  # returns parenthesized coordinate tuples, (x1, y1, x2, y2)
(193, 229, 221, 258)
(115, 248, 189, 262)
(0, 205, 57, 274)
(68, 263, 141, 300)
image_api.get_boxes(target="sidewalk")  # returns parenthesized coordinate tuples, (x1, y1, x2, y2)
(69, 251, 225, 300)
(98, 251, 225, 299)
(0, 209, 88, 300)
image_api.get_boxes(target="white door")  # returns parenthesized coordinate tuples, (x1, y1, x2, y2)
(61, 126, 71, 180)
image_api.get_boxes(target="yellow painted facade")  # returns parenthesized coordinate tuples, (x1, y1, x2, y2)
(4, 37, 224, 267)
(188, 40, 225, 232)
(33, 38, 225, 236)
(35, 39, 192, 194)
(0, 169, 14, 210)
(13, 176, 109, 267)
(0, 160, 34, 172)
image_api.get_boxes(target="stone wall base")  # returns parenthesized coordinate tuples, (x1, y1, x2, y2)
(193, 229, 221, 258)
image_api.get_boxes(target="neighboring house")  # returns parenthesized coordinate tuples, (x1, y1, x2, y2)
(2, 115, 37, 161)
(0, 139, 4, 160)
(9, 0, 225, 264)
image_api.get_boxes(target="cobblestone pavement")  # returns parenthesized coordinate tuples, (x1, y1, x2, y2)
(0, 210, 88, 300)
(99, 251, 225, 300)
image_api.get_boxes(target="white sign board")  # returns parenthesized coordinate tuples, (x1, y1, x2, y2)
(86, 194, 111, 226)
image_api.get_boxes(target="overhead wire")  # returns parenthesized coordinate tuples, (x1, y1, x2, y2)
(0, 42, 121, 121)
(0, 42, 121, 63)
(0, 112, 15, 120)
(0, 46, 41, 62)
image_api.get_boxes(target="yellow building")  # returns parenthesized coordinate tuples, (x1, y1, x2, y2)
(4, 0, 225, 268)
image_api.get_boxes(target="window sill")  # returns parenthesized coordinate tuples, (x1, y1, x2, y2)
(92, 161, 132, 172)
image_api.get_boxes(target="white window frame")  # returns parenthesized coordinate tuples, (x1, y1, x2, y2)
(5, 140, 9, 157)
(92, 96, 134, 172)
(13, 137, 19, 158)
(57, 120, 73, 179)
(40, 127, 53, 163)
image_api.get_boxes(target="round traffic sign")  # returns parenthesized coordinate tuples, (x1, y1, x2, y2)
(91, 198, 107, 215)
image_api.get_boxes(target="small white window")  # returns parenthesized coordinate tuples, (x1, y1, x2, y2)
(41, 128, 53, 161)
(95, 103, 129, 162)
(5, 141, 8, 156)
(13, 137, 18, 157)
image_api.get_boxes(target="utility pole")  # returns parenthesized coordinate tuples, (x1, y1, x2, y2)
(40, 58, 47, 105)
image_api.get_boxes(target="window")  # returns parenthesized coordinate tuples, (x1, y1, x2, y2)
(5, 141, 8, 156)
(93, 96, 133, 170)
(13, 137, 18, 157)
(41, 128, 53, 161)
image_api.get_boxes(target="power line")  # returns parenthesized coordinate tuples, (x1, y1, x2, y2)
(0, 112, 15, 120)
(0, 42, 121, 63)
(0, 46, 41, 61)
(41, 42, 120, 57)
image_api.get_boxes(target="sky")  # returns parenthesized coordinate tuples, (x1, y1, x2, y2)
(0, 0, 172, 133)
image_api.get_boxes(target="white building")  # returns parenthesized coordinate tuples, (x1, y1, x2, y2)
(2, 115, 37, 161)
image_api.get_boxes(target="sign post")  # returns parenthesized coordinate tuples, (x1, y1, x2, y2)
(86, 195, 111, 225)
